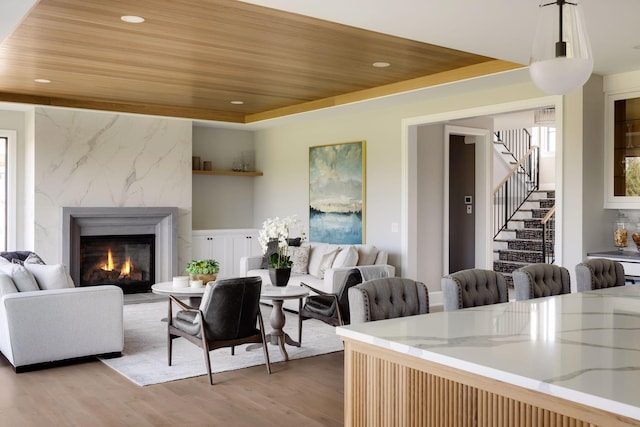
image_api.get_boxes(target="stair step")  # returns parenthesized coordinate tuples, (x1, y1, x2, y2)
(539, 199, 555, 209)
(515, 228, 554, 240)
(531, 208, 551, 219)
(498, 249, 545, 263)
(523, 221, 543, 229)
(493, 260, 528, 274)
(507, 239, 554, 252)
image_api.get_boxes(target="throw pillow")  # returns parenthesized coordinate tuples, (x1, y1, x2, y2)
(261, 239, 279, 269)
(356, 245, 379, 266)
(0, 263, 39, 292)
(0, 274, 18, 297)
(24, 263, 75, 290)
(1, 251, 34, 264)
(332, 246, 359, 268)
(314, 248, 340, 280)
(289, 245, 310, 274)
(24, 252, 46, 265)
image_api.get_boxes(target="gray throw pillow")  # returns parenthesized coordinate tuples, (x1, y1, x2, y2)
(0, 263, 39, 292)
(24, 252, 46, 265)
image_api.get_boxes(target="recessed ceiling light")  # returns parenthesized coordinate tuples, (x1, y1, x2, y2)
(34, 78, 51, 84)
(230, 100, 244, 105)
(372, 62, 391, 68)
(121, 15, 145, 24)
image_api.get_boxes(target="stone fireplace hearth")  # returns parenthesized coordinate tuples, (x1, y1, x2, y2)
(62, 207, 178, 292)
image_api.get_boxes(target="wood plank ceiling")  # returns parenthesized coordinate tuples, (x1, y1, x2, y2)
(0, 0, 522, 123)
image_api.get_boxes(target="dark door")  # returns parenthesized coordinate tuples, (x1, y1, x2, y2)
(449, 135, 475, 273)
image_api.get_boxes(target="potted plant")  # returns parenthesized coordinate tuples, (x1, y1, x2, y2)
(259, 215, 305, 286)
(185, 259, 220, 285)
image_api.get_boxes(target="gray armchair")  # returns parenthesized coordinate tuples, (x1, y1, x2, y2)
(512, 263, 571, 300)
(348, 277, 429, 324)
(441, 269, 508, 311)
(167, 276, 271, 385)
(575, 258, 625, 292)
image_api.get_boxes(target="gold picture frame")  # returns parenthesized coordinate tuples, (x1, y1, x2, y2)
(308, 140, 365, 244)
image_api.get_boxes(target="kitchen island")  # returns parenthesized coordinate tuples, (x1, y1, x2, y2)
(337, 286, 640, 426)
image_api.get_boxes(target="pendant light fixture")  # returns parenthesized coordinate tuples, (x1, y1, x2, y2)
(529, 0, 593, 95)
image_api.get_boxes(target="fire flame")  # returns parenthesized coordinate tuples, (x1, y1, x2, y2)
(101, 249, 114, 271)
(100, 250, 134, 279)
(120, 257, 132, 278)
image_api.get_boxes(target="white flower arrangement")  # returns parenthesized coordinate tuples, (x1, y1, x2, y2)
(258, 215, 306, 268)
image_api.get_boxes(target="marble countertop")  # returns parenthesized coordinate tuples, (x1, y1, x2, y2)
(587, 250, 640, 261)
(337, 286, 640, 421)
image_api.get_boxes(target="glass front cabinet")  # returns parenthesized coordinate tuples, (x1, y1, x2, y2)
(605, 91, 640, 208)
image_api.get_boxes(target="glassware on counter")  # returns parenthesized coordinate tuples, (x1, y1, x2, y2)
(614, 218, 628, 252)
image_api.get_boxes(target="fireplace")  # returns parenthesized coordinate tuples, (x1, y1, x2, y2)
(80, 234, 155, 294)
(62, 207, 178, 293)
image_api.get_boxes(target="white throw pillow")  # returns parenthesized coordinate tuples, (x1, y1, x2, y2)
(0, 263, 39, 292)
(332, 246, 359, 268)
(0, 274, 18, 297)
(356, 245, 379, 266)
(307, 243, 328, 278)
(24, 263, 75, 290)
(289, 246, 310, 274)
(314, 248, 340, 279)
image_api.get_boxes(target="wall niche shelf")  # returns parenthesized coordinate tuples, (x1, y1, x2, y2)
(192, 170, 263, 177)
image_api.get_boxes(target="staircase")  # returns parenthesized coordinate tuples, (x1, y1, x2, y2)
(493, 189, 555, 285)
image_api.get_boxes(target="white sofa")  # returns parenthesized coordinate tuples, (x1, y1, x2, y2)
(240, 242, 395, 311)
(0, 258, 124, 371)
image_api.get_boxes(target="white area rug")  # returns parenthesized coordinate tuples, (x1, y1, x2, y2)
(100, 301, 343, 386)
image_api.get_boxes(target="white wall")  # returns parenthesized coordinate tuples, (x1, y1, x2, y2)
(253, 108, 403, 269)
(192, 126, 256, 229)
(416, 124, 444, 291)
(582, 76, 616, 256)
(32, 108, 193, 269)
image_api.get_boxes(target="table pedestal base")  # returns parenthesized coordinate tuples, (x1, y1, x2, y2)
(249, 299, 300, 360)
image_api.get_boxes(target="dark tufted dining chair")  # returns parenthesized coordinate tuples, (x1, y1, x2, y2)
(512, 263, 571, 300)
(167, 276, 271, 385)
(575, 258, 625, 292)
(441, 269, 508, 311)
(348, 277, 429, 324)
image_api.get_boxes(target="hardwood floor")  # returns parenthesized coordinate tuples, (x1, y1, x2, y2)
(0, 351, 344, 426)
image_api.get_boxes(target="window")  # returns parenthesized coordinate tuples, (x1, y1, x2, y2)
(0, 131, 16, 251)
(0, 136, 6, 250)
(531, 126, 556, 155)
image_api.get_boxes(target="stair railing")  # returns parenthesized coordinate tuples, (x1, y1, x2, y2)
(541, 206, 556, 264)
(493, 146, 540, 238)
(495, 129, 532, 171)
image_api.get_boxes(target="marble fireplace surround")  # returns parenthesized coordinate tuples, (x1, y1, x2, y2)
(62, 207, 178, 287)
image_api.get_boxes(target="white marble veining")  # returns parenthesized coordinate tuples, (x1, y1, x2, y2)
(33, 108, 192, 269)
(337, 286, 640, 421)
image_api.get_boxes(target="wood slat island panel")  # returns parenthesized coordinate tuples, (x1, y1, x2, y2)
(338, 286, 640, 427)
(342, 339, 638, 426)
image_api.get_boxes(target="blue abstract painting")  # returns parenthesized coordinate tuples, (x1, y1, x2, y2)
(309, 141, 365, 244)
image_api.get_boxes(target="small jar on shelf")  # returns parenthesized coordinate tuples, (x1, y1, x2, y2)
(632, 224, 640, 252)
(613, 213, 628, 252)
